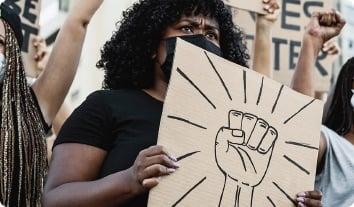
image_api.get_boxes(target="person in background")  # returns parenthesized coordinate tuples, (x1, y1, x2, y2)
(251, 0, 280, 77)
(31, 36, 72, 161)
(290, 10, 354, 207)
(44, 0, 323, 206)
(0, 0, 101, 205)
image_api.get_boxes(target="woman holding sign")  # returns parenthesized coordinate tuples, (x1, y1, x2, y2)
(43, 0, 323, 206)
(0, 0, 103, 206)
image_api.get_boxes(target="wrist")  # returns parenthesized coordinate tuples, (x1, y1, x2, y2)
(121, 167, 143, 196)
(256, 15, 276, 29)
(302, 34, 323, 55)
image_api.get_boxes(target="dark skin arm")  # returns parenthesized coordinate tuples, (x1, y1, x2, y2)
(290, 11, 346, 97)
(291, 11, 345, 207)
(43, 144, 179, 207)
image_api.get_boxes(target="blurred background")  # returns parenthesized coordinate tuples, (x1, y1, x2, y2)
(30, 0, 354, 108)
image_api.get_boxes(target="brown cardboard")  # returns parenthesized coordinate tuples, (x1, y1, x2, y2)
(232, 0, 334, 92)
(148, 39, 323, 207)
(4, 0, 41, 78)
(223, 0, 266, 14)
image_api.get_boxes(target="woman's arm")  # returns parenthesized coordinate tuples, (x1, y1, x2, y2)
(43, 144, 179, 207)
(290, 11, 345, 97)
(32, 0, 104, 125)
(252, 0, 279, 77)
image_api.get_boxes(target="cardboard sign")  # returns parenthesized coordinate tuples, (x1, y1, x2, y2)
(232, 0, 334, 92)
(223, 0, 266, 14)
(4, 0, 41, 77)
(148, 39, 323, 207)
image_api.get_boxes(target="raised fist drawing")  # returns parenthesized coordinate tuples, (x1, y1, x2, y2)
(215, 110, 278, 206)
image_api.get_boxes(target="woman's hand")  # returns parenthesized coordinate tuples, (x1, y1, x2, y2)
(296, 190, 323, 207)
(323, 40, 341, 56)
(127, 145, 179, 194)
(257, 0, 280, 27)
(33, 36, 49, 76)
(304, 10, 346, 51)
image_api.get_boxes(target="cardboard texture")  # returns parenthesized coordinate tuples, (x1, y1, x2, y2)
(148, 39, 323, 207)
(223, 0, 266, 14)
(4, 0, 41, 77)
(232, 0, 334, 92)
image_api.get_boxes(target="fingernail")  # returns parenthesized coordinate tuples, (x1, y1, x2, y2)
(232, 130, 243, 137)
(263, 0, 270, 2)
(173, 162, 180, 168)
(167, 168, 176, 174)
(296, 197, 305, 202)
(298, 202, 305, 207)
(297, 192, 306, 197)
(170, 156, 177, 162)
(264, 5, 270, 9)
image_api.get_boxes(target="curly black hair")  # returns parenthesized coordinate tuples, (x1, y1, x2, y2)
(97, 0, 249, 89)
(324, 57, 354, 136)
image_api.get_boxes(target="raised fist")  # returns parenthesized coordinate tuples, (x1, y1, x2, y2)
(305, 10, 346, 45)
(215, 110, 278, 187)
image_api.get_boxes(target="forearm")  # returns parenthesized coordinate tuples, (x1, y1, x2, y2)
(33, 0, 103, 123)
(252, 18, 273, 77)
(290, 35, 322, 97)
(43, 169, 138, 207)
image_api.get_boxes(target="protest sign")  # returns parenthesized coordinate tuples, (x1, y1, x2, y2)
(148, 39, 323, 207)
(223, 0, 266, 14)
(4, 0, 41, 77)
(232, 0, 334, 92)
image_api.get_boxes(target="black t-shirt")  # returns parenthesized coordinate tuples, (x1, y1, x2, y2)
(54, 89, 163, 207)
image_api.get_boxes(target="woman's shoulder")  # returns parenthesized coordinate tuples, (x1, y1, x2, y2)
(321, 125, 353, 150)
(85, 89, 142, 104)
(321, 125, 341, 140)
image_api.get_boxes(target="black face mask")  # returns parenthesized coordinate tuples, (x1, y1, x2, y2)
(160, 34, 222, 83)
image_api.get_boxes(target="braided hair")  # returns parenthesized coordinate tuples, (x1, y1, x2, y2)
(324, 57, 354, 136)
(0, 21, 47, 207)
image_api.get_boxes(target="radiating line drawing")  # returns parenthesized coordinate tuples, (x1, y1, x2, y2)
(285, 141, 319, 150)
(177, 151, 201, 162)
(172, 177, 207, 207)
(243, 70, 247, 103)
(283, 99, 316, 124)
(256, 77, 264, 106)
(167, 115, 207, 130)
(267, 196, 276, 207)
(204, 52, 232, 101)
(272, 182, 297, 205)
(272, 85, 284, 113)
(176, 67, 216, 109)
(283, 155, 310, 175)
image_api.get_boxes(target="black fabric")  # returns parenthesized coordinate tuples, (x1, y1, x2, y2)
(54, 89, 163, 207)
(0, 3, 23, 48)
(161, 34, 222, 82)
(29, 87, 51, 132)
